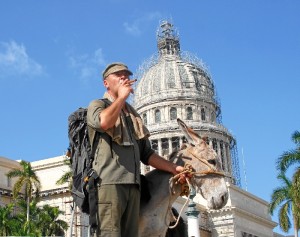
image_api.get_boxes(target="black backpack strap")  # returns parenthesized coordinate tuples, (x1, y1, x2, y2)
(88, 170, 99, 234)
(87, 98, 111, 165)
(87, 98, 112, 234)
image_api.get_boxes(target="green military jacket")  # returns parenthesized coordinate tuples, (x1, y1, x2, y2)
(87, 99, 154, 186)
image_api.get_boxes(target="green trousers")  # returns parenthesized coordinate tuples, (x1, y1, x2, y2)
(95, 184, 140, 237)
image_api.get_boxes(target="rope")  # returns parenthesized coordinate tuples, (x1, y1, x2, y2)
(185, 147, 231, 178)
(168, 178, 192, 229)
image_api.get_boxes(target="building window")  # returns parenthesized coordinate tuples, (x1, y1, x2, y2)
(142, 113, 147, 125)
(161, 138, 169, 156)
(155, 109, 161, 123)
(172, 137, 180, 150)
(170, 107, 177, 120)
(212, 138, 218, 153)
(186, 107, 193, 120)
(201, 108, 206, 121)
(151, 140, 158, 153)
(220, 142, 224, 170)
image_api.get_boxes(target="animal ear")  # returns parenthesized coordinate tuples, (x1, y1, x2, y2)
(177, 118, 202, 145)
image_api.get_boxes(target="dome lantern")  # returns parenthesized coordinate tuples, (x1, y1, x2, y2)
(157, 21, 180, 58)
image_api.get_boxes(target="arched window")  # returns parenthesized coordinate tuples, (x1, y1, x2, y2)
(155, 109, 161, 123)
(170, 107, 177, 120)
(186, 107, 193, 120)
(201, 108, 206, 121)
(142, 113, 147, 125)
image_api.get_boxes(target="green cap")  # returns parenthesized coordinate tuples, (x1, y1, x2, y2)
(102, 62, 133, 79)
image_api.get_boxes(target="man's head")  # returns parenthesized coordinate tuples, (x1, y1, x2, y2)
(102, 62, 133, 80)
(102, 62, 135, 99)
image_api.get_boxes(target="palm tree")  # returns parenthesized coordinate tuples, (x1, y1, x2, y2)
(0, 203, 16, 235)
(56, 152, 75, 236)
(269, 173, 299, 236)
(277, 130, 300, 179)
(275, 130, 300, 235)
(56, 154, 72, 189)
(14, 199, 42, 236)
(6, 160, 41, 223)
(37, 204, 68, 236)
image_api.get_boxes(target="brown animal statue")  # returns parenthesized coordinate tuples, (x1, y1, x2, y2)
(139, 118, 228, 237)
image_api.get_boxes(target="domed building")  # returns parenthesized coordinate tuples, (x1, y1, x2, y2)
(133, 21, 278, 237)
(133, 21, 240, 187)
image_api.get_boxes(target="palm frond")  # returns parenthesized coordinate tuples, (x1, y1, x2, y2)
(292, 130, 300, 145)
(277, 150, 300, 173)
(279, 201, 292, 232)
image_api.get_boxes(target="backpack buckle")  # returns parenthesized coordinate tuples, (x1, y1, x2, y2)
(85, 169, 99, 183)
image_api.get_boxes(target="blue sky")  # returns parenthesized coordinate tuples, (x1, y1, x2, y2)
(1, 1, 299, 235)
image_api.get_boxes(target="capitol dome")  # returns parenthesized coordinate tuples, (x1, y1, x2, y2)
(133, 21, 240, 185)
(134, 22, 219, 119)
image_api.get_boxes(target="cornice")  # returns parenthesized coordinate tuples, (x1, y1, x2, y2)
(0, 187, 13, 196)
(39, 187, 70, 197)
(31, 156, 67, 170)
(147, 122, 233, 139)
(209, 206, 277, 228)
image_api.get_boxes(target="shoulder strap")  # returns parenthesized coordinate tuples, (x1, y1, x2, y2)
(88, 98, 112, 152)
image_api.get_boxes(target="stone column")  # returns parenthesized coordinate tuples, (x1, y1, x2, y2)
(158, 139, 162, 157)
(226, 144, 232, 174)
(168, 138, 172, 154)
(223, 143, 228, 173)
(209, 138, 213, 147)
(179, 137, 183, 148)
(217, 140, 221, 161)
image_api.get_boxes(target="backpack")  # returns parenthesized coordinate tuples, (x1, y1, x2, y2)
(67, 99, 110, 233)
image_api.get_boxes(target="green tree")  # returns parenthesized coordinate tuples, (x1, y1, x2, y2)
(14, 199, 42, 236)
(6, 160, 41, 223)
(37, 204, 68, 236)
(275, 130, 300, 235)
(12, 199, 68, 236)
(0, 203, 16, 235)
(277, 130, 300, 179)
(56, 155, 72, 189)
(269, 173, 299, 237)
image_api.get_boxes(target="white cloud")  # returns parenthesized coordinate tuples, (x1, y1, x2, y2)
(0, 41, 44, 78)
(123, 11, 162, 36)
(123, 22, 141, 36)
(69, 48, 106, 81)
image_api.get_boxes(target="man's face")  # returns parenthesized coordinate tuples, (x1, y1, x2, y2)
(104, 70, 131, 95)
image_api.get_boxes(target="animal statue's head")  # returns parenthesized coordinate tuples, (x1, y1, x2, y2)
(176, 118, 228, 210)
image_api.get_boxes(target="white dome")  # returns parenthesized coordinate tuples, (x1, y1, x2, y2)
(132, 21, 240, 186)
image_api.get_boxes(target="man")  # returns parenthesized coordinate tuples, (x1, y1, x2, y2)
(87, 62, 185, 237)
